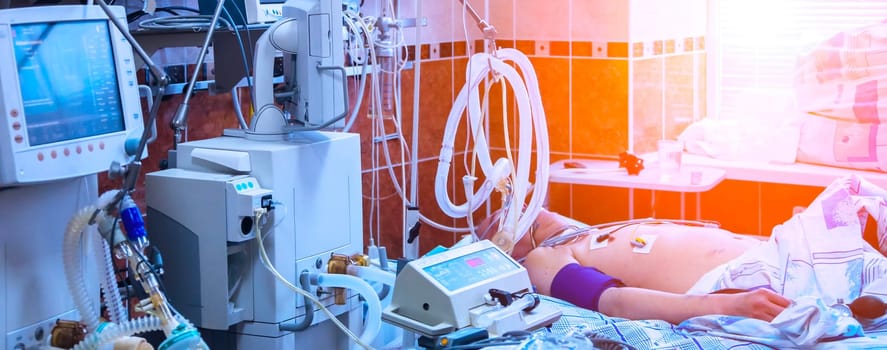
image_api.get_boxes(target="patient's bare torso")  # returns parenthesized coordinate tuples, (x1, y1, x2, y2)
(563, 224, 763, 293)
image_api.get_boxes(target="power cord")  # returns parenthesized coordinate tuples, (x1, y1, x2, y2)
(252, 208, 375, 350)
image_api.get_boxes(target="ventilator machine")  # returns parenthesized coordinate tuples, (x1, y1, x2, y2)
(0, 0, 565, 348)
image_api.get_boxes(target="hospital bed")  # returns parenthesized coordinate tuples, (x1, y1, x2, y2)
(534, 295, 887, 350)
(427, 200, 887, 349)
(383, 236, 887, 349)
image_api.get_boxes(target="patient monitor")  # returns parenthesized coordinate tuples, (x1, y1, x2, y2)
(383, 240, 562, 337)
(146, 132, 363, 349)
(0, 4, 143, 349)
(0, 4, 145, 186)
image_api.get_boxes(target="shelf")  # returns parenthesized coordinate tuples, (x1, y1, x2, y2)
(552, 154, 887, 190)
(549, 158, 726, 192)
(678, 154, 887, 189)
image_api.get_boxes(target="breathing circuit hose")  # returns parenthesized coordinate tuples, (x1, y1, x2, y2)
(347, 265, 396, 288)
(63, 190, 129, 333)
(310, 272, 382, 350)
(93, 227, 127, 324)
(73, 317, 164, 350)
(64, 191, 207, 349)
(435, 48, 549, 246)
(63, 206, 103, 333)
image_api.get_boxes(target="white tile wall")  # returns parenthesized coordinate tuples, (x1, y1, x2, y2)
(400, 0, 456, 44)
(452, 0, 489, 43)
(488, 0, 515, 40)
(396, 0, 704, 47)
(629, 0, 706, 41)
(515, 0, 570, 41)
(572, 0, 630, 42)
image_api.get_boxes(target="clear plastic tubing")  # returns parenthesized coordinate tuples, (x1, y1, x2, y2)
(312, 273, 382, 350)
(434, 48, 549, 244)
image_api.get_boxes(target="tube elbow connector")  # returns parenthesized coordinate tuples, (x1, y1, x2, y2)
(157, 324, 208, 350)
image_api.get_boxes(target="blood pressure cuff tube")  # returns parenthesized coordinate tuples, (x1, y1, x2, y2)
(549, 263, 624, 311)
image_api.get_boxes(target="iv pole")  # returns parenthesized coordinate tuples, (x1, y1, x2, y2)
(456, 0, 497, 41)
(169, 0, 229, 146)
(95, 0, 170, 207)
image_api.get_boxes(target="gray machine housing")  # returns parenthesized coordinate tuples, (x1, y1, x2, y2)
(282, 0, 346, 128)
(146, 131, 363, 348)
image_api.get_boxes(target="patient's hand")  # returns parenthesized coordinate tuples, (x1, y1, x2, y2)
(715, 289, 792, 322)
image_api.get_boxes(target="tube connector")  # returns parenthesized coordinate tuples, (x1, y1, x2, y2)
(327, 254, 352, 305)
(325, 253, 370, 305)
(119, 195, 148, 250)
(50, 320, 87, 349)
(350, 253, 369, 267)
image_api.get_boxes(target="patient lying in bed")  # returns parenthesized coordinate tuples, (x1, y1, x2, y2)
(477, 174, 887, 326)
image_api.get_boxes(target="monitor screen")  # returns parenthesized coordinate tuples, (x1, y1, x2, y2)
(13, 19, 124, 146)
(422, 247, 521, 292)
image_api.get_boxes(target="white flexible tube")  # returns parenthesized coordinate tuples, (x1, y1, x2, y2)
(313, 273, 382, 350)
(347, 265, 395, 287)
(434, 54, 508, 217)
(434, 48, 549, 246)
(91, 223, 127, 324)
(495, 48, 550, 244)
(63, 206, 102, 333)
(73, 317, 164, 350)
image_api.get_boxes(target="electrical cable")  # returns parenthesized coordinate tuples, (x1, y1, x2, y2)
(252, 209, 374, 350)
(129, 0, 254, 128)
(137, 15, 232, 31)
(381, 0, 410, 248)
(365, 25, 474, 233)
(538, 218, 721, 248)
(218, 8, 256, 128)
(366, 0, 526, 238)
(361, 5, 404, 246)
(341, 10, 372, 133)
(222, 0, 257, 114)
(369, 53, 470, 236)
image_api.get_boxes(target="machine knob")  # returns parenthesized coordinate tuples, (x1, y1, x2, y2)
(125, 138, 140, 156)
(108, 161, 125, 180)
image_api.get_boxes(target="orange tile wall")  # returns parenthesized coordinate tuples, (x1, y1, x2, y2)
(118, 0, 859, 261)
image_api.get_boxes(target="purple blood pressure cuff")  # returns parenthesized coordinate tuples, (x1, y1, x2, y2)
(549, 263, 624, 311)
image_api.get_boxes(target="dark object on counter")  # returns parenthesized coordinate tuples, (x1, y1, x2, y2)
(619, 152, 644, 175)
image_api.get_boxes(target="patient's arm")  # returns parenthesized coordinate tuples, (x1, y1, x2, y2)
(523, 238, 791, 324)
(599, 287, 791, 324)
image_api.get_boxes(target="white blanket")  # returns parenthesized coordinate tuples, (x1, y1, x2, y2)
(685, 174, 887, 346)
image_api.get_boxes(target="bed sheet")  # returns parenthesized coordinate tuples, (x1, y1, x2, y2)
(541, 296, 887, 349)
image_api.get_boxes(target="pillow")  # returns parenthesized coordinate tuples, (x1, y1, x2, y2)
(797, 112, 887, 172)
(794, 20, 887, 123)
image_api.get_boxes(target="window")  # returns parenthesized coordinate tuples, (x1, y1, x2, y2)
(708, 0, 887, 120)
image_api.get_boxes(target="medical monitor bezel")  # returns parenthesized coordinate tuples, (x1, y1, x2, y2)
(0, 4, 144, 186)
(412, 240, 526, 295)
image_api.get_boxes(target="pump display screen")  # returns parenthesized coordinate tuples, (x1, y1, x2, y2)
(13, 20, 125, 146)
(422, 247, 520, 291)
